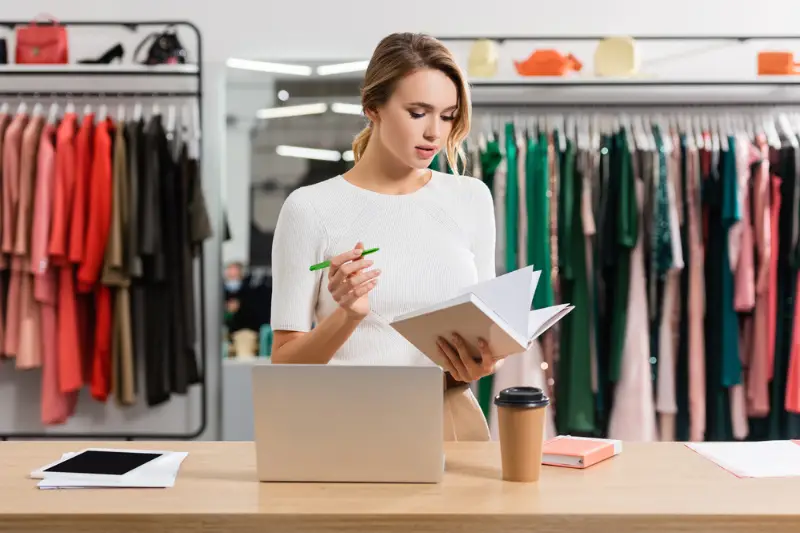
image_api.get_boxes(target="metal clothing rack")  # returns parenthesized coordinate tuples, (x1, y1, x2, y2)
(437, 34, 800, 107)
(0, 20, 208, 441)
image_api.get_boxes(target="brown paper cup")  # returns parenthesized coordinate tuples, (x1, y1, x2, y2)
(494, 387, 550, 482)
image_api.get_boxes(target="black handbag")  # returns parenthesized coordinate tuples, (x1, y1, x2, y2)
(134, 25, 188, 65)
(0, 38, 7, 64)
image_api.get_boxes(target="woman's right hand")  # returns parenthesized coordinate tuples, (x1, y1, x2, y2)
(327, 242, 381, 319)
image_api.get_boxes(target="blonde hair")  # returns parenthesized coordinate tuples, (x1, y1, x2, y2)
(351, 33, 472, 174)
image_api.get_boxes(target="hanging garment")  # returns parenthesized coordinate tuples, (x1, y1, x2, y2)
(608, 179, 657, 441)
(746, 137, 774, 418)
(685, 140, 707, 441)
(49, 112, 84, 395)
(556, 140, 595, 435)
(504, 123, 518, 273)
(69, 113, 95, 385)
(102, 124, 135, 405)
(2, 113, 28, 358)
(12, 113, 44, 369)
(0, 111, 11, 349)
(127, 118, 146, 397)
(517, 134, 527, 268)
(78, 117, 115, 402)
(32, 121, 76, 424)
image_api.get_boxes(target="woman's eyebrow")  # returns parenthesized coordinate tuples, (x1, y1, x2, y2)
(407, 101, 458, 112)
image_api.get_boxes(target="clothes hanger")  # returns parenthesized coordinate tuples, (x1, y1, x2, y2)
(83, 104, 92, 117)
(65, 101, 75, 114)
(117, 103, 126, 123)
(167, 104, 177, 133)
(98, 104, 108, 121)
(47, 103, 58, 124)
(17, 101, 28, 115)
(133, 102, 143, 121)
(32, 102, 44, 117)
(0, 102, 8, 115)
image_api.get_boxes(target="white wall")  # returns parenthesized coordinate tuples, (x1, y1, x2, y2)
(4, 0, 800, 440)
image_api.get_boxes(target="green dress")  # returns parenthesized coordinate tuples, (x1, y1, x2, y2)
(556, 141, 596, 435)
(528, 133, 553, 309)
(504, 123, 519, 272)
(607, 131, 638, 384)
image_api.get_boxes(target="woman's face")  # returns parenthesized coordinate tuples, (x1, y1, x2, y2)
(370, 68, 458, 170)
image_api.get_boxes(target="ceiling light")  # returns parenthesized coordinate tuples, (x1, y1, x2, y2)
(331, 102, 363, 115)
(277, 90, 290, 101)
(226, 58, 312, 76)
(316, 60, 370, 76)
(342, 150, 355, 161)
(256, 103, 327, 119)
(276, 145, 342, 162)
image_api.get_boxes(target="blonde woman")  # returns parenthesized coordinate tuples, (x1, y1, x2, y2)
(270, 33, 498, 440)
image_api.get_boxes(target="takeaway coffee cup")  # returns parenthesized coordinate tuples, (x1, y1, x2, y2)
(493, 386, 550, 482)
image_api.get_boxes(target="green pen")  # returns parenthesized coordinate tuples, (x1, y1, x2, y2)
(309, 247, 380, 271)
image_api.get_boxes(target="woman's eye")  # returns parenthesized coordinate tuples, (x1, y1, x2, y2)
(442, 115, 456, 122)
(409, 111, 424, 119)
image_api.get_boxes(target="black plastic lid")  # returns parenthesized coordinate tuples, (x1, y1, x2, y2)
(493, 386, 550, 409)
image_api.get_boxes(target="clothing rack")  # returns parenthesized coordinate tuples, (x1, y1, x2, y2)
(0, 20, 208, 441)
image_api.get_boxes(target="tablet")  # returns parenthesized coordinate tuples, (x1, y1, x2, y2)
(30, 448, 169, 480)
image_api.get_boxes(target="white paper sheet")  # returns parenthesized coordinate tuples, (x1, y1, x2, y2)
(686, 441, 800, 478)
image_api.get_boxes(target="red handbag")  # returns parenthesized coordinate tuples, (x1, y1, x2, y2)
(15, 15, 68, 64)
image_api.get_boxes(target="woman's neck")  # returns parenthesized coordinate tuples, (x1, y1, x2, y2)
(344, 137, 431, 195)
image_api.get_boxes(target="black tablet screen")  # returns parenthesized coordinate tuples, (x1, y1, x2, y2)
(43, 450, 164, 475)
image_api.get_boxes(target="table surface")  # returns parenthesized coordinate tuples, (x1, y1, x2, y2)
(0, 440, 798, 533)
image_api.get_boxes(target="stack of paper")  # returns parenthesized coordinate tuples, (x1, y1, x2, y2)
(31, 449, 188, 489)
(686, 440, 800, 478)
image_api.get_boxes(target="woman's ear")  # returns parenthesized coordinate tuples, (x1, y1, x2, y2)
(364, 106, 379, 124)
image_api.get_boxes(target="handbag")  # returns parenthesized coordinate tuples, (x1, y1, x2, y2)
(134, 25, 188, 65)
(15, 15, 68, 64)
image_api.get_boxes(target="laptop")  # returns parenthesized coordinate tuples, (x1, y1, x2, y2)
(251, 364, 444, 483)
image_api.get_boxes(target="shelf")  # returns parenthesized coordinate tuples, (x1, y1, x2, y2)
(468, 76, 800, 87)
(0, 64, 199, 76)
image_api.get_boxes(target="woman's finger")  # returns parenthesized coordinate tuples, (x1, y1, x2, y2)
(327, 246, 365, 281)
(438, 337, 468, 382)
(338, 278, 378, 306)
(436, 342, 457, 377)
(450, 333, 479, 381)
(476, 337, 495, 373)
(331, 266, 379, 301)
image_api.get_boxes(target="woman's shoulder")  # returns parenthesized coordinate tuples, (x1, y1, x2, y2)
(281, 175, 349, 215)
(431, 171, 493, 206)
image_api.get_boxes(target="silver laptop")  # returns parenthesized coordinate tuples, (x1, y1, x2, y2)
(251, 364, 444, 483)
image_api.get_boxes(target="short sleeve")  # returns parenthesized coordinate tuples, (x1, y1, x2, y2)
(470, 178, 497, 282)
(270, 190, 327, 332)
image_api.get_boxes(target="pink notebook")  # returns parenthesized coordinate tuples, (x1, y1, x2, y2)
(541, 436, 623, 469)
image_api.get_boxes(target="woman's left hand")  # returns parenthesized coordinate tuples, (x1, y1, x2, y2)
(436, 332, 497, 383)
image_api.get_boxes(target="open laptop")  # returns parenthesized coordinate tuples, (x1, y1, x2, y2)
(251, 364, 444, 483)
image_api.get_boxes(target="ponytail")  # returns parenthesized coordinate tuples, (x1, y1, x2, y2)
(351, 124, 373, 163)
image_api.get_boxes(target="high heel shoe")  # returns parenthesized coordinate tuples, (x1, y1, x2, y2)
(78, 43, 125, 65)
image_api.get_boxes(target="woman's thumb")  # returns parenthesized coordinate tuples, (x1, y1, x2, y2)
(355, 241, 364, 250)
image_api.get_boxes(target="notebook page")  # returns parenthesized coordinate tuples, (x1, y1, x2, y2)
(467, 267, 539, 336)
(528, 304, 574, 341)
(686, 441, 800, 478)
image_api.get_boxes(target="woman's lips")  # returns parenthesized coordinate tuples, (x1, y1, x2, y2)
(415, 146, 436, 159)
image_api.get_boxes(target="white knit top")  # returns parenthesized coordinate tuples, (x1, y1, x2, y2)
(270, 171, 496, 366)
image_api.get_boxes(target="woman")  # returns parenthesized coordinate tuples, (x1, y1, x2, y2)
(270, 32, 499, 440)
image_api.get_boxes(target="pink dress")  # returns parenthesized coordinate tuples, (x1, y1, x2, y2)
(746, 137, 773, 417)
(607, 180, 657, 441)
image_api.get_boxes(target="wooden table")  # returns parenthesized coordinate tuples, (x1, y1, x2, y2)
(0, 440, 798, 532)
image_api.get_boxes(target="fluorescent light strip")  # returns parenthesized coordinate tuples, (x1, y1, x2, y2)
(256, 103, 327, 119)
(342, 150, 355, 162)
(330, 102, 363, 115)
(226, 58, 312, 76)
(316, 60, 370, 76)
(276, 145, 342, 162)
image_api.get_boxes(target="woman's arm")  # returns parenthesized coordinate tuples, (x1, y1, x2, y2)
(271, 308, 363, 364)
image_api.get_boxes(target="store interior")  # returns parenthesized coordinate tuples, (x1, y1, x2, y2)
(1, 2, 800, 444)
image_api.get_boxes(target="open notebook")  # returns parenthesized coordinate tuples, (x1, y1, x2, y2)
(389, 266, 573, 363)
